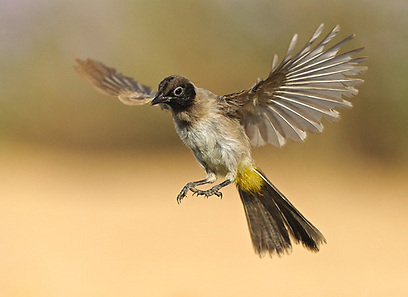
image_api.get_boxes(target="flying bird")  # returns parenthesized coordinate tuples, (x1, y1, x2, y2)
(75, 24, 367, 257)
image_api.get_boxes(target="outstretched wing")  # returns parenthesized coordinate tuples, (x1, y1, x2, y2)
(222, 24, 367, 147)
(75, 58, 155, 105)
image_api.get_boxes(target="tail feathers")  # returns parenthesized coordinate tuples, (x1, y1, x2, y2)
(237, 169, 326, 257)
(239, 189, 292, 256)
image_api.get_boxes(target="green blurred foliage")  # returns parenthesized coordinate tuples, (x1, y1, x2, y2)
(1, 0, 407, 163)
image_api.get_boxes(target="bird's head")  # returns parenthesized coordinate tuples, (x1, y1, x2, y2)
(151, 75, 196, 112)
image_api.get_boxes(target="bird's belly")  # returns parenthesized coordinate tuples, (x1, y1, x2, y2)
(192, 142, 229, 177)
(177, 121, 242, 177)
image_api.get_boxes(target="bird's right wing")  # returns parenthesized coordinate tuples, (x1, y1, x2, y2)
(74, 58, 155, 105)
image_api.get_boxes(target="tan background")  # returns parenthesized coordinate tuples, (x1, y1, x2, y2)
(1, 0, 407, 296)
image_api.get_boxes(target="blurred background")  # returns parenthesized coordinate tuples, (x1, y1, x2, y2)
(1, 0, 407, 296)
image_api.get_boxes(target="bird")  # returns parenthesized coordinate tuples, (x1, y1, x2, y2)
(74, 24, 367, 257)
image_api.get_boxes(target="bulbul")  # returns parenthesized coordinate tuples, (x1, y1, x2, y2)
(75, 24, 366, 257)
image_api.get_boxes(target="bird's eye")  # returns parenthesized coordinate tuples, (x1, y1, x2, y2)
(173, 86, 184, 96)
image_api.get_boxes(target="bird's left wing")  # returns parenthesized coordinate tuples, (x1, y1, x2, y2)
(222, 24, 367, 147)
(75, 59, 155, 105)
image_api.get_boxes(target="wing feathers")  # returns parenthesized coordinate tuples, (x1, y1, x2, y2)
(277, 25, 341, 73)
(75, 59, 155, 106)
(267, 106, 307, 142)
(282, 34, 298, 64)
(270, 100, 324, 133)
(223, 24, 366, 147)
(270, 54, 279, 73)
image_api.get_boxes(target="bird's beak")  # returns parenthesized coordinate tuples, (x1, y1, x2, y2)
(151, 93, 168, 105)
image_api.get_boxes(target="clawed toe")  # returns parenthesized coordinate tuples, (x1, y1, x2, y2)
(176, 187, 189, 204)
(190, 188, 223, 199)
(214, 191, 223, 198)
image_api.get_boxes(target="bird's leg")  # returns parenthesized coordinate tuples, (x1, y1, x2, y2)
(177, 173, 216, 204)
(190, 179, 233, 199)
(177, 179, 210, 204)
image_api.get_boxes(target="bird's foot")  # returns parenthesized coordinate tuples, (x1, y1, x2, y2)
(176, 179, 225, 204)
(190, 187, 223, 199)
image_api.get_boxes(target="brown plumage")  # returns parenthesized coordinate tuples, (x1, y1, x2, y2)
(74, 24, 366, 257)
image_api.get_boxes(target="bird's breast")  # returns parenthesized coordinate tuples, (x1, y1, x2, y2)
(174, 116, 250, 177)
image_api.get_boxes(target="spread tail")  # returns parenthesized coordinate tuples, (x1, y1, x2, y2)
(237, 169, 326, 257)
